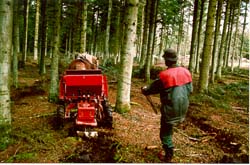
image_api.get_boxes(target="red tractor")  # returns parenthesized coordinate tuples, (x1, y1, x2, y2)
(56, 56, 113, 136)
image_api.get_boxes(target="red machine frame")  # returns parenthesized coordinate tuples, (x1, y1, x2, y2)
(57, 69, 112, 130)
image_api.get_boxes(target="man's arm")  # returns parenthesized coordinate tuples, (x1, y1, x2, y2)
(141, 79, 164, 95)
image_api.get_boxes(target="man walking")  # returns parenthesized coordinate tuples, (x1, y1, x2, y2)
(141, 48, 193, 162)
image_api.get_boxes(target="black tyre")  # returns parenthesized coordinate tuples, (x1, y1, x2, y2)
(102, 100, 113, 128)
(56, 105, 65, 129)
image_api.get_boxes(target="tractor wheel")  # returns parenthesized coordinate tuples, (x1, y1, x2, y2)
(56, 105, 65, 129)
(102, 100, 113, 128)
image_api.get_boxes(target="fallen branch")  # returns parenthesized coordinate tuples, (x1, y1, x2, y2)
(232, 106, 247, 111)
(145, 145, 159, 150)
(130, 101, 142, 106)
(29, 112, 56, 119)
(174, 128, 201, 142)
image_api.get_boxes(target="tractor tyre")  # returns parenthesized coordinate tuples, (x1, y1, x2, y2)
(56, 105, 65, 129)
(102, 100, 113, 129)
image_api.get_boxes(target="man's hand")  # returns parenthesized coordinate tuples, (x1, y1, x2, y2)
(141, 86, 148, 95)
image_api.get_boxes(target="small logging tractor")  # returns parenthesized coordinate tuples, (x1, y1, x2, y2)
(56, 54, 113, 137)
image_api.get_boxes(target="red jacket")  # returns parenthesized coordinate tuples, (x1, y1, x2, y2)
(159, 67, 192, 89)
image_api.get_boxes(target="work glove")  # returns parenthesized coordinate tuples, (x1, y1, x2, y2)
(141, 86, 148, 95)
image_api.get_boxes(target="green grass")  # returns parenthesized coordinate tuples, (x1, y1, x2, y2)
(0, 124, 13, 151)
(6, 152, 37, 163)
(191, 79, 249, 110)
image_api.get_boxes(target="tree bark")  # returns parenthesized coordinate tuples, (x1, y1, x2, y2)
(238, 2, 248, 68)
(0, 0, 13, 126)
(34, 0, 40, 61)
(139, 0, 149, 68)
(188, 0, 200, 73)
(104, 0, 112, 59)
(113, 1, 122, 63)
(21, 0, 30, 68)
(177, 5, 184, 57)
(145, 0, 156, 83)
(210, 0, 222, 83)
(198, 0, 216, 93)
(216, 2, 230, 80)
(39, 0, 47, 75)
(115, 0, 138, 113)
(49, 0, 61, 102)
(224, 6, 234, 68)
(195, 0, 207, 74)
(231, 0, 241, 72)
(12, 0, 20, 88)
(80, 1, 88, 53)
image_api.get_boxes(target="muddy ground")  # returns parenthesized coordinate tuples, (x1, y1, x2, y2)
(0, 57, 249, 163)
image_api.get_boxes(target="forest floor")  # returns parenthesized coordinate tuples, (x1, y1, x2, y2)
(0, 56, 249, 163)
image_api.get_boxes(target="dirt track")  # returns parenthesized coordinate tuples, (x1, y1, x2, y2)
(0, 59, 249, 163)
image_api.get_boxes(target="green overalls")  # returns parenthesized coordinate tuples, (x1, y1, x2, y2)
(142, 66, 193, 151)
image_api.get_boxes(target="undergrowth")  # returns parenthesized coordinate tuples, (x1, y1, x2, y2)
(0, 124, 13, 151)
(190, 79, 248, 110)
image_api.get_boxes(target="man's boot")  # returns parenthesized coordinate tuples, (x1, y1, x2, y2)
(165, 147, 173, 162)
(157, 147, 173, 162)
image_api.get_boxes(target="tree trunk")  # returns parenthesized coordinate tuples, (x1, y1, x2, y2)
(39, 0, 47, 75)
(93, 8, 100, 56)
(136, 1, 145, 62)
(115, 0, 138, 113)
(158, 27, 164, 57)
(104, 0, 112, 59)
(188, 0, 200, 73)
(12, 0, 20, 88)
(150, 0, 158, 65)
(195, 0, 206, 74)
(224, 6, 234, 68)
(198, 0, 216, 93)
(216, 2, 230, 80)
(0, 0, 13, 130)
(21, 0, 30, 68)
(34, 0, 40, 61)
(113, 2, 122, 63)
(49, 0, 61, 102)
(231, 0, 241, 72)
(210, 0, 222, 83)
(238, 2, 248, 68)
(177, 5, 184, 57)
(139, 0, 149, 68)
(80, 1, 88, 53)
(145, 0, 157, 83)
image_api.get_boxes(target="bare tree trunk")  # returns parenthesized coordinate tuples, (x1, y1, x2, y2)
(0, 0, 13, 127)
(104, 0, 112, 60)
(93, 8, 100, 56)
(139, 0, 149, 68)
(12, 0, 20, 88)
(113, 1, 122, 63)
(189, 0, 200, 73)
(49, 0, 61, 102)
(20, 0, 30, 68)
(210, 0, 222, 83)
(80, 1, 88, 53)
(34, 0, 40, 61)
(115, 0, 138, 113)
(136, 1, 145, 62)
(177, 5, 184, 57)
(145, 0, 156, 83)
(198, 0, 216, 93)
(224, 6, 234, 68)
(195, 0, 207, 74)
(238, 2, 248, 68)
(150, 0, 158, 65)
(39, 0, 47, 75)
(216, 2, 230, 80)
(231, 0, 241, 72)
